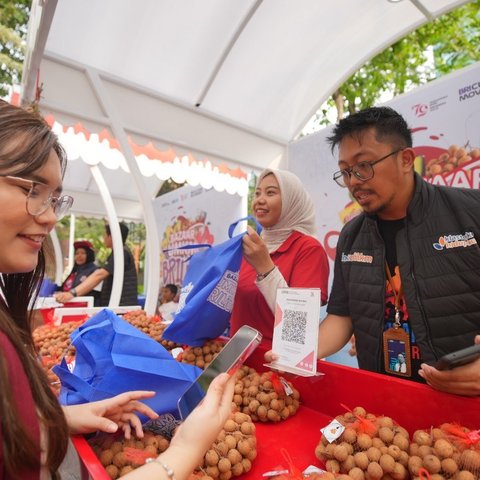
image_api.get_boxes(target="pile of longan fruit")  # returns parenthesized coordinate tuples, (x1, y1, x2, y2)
(122, 310, 181, 350)
(176, 340, 225, 369)
(315, 406, 411, 480)
(408, 425, 480, 480)
(196, 411, 257, 479)
(425, 145, 480, 178)
(33, 320, 84, 357)
(90, 410, 257, 480)
(233, 366, 300, 423)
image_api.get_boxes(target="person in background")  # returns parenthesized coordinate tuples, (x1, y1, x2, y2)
(266, 106, 480, 397)
(0, 99, 235, 479)
(230, 168, 330, 346)
(56, 240, 100, 305)
(158, 283, 178, 323)
(56, 222, 139, 306)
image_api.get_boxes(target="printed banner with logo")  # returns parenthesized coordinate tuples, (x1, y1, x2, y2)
(153, 185, 245, 287)
(288, 62, 480, 280)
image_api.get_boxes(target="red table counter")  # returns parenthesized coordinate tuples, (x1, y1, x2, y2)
(72, 344, 480, 479)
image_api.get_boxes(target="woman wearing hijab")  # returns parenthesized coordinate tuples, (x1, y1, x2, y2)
(57, 240, 100, 304)
(230, 168, 329, 345)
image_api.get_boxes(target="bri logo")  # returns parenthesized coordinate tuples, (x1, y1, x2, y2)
(341, 252, 373, 263)
(433, 231, 477, 250)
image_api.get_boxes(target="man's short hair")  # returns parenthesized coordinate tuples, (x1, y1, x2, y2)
(327, 106, 413, 153)
(105, 222, 129, 244)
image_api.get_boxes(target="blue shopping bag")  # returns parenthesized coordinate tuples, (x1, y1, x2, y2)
(53, 309, 201, 417)
(162, 216, 261, 346)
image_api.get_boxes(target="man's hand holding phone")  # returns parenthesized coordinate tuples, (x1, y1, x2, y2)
(419, 336, 480, 397)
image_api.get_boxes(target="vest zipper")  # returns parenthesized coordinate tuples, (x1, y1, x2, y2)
(404, 219, 437, 359)
(373, 220, 386, 373)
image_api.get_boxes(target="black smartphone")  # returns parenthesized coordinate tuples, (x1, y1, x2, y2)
(434, 344, 480, 371)
(177, 325, 262, 420)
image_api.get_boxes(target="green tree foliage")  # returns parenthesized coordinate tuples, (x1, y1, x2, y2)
(313, 0, 480, 126)
(0, 0, 30, 96)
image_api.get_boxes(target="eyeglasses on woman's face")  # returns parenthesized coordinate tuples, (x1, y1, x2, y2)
(332, 149, 402, 188)
(1, 175, 74, 220)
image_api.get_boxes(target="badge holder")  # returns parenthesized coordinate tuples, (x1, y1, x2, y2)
(383, 263, 411, 377)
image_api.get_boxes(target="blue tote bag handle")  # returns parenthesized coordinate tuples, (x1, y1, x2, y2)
(227, 215, 262, 238)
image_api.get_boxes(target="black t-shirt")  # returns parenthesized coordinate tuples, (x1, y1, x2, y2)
(377, 218, 424, 382)
(100, 246, 139, 306)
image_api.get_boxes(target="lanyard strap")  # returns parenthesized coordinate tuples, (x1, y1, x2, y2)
(385, 262, 403, 327)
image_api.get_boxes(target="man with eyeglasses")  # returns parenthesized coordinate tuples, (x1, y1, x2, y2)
(318, 106, 480, 396)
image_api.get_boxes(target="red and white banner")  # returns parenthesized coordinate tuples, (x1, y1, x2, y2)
(289, 62, 480, 271)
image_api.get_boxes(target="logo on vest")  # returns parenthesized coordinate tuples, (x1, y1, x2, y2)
(341, 252, 373, 264)
(433, 231, 477, 251)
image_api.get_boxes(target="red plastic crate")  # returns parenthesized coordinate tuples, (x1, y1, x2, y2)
(72, 343, 480, 479)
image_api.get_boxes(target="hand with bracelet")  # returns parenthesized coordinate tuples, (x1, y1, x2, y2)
(122, 373, 235, 480)
(242, 226, 276, 279)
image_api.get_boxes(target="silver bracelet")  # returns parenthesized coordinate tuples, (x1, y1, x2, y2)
(145, 457, 176, 480)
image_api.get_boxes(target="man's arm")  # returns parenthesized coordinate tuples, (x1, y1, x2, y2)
(317, 314, 354, 359)
(55, 268, 109, 303)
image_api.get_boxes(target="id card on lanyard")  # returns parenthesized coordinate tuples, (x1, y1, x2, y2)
(382, 263, 411, 377)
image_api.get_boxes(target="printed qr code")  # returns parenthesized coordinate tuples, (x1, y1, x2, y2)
(281, 309, 307, 345)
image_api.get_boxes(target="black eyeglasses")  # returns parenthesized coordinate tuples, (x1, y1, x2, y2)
(1, 175, 74, 220)
(332, 149, 402, 188)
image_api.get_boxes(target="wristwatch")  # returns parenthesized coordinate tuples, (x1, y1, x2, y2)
(70, 288, 78, 297)
(256, 266, 276, 281)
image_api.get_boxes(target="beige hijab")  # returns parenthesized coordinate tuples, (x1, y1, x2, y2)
(257, 169, 316, 253)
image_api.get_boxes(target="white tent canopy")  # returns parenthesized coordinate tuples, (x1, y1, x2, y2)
(20, 0, 470, 312)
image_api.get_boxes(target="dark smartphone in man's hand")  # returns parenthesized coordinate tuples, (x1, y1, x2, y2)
(434, 344, 480, 371)
(177, 325, 262, 420)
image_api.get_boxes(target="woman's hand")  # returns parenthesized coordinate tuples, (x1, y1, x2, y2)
(242, 226, 274, 274)
(55, 291, 74, 303)
(62, 390, 158, 438)
(168, 373, 235, 458)
(418, 336, 480, 397)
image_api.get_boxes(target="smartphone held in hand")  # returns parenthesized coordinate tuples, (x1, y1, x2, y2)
(177, 325, 262, 420)
(434, 344, 480, 371)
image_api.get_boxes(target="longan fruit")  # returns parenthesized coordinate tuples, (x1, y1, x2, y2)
(354, 451, 369, 470)
(227, 448, 242, 465)
(246, 448, 257, 461)
(241, 458, 252, 473)
(460, 449, 480, 470)
(206, 449, 220, 466)
(348, 467, 365, 480)
(119, 465, 134, 476)
(231, 462, 244, 476)
(388, 444, 401, 460)
(216, 441, 229, 456)
(392, 433, 409, 451)
(433, 438, 454, 459)
(105, 464, 119, 480)
(205, 466, 220, 478)
(353, 406, 367, 418)
(413, 430, 432, 447)
(456, 471, 475, 480)
(418, 445, 433, 458)
(111, 441, 123, 454)
(378, 416, 395, 428)
(343, 427, 357, 444)
(112, 452, 128, 468)
(217, 457, 231, 473)
(240, 421, 254, 435)
(325, 459, 340, 473)
(315, 443, 327, 462)
(367, 446, 382, 462)
(357, 433, 373, 450)
(219, 470, 232, 480)
(157, 437, 170, 453)
(100, 449, 114, 467)
(237, 439, 251, 456)
(342, 455, 356, 472)
(379, 427, 395, 444)
(423, 454, 442, 474)
(233, 411, 249, 424)
(257, 405, 268, 419)
(392, 462, 407, 480)
(367, 461, 383, 479)
(224, 434, 237, 450)
(372, 437, 386, 450)
(334, 444, 349, 462)
(408, 455, 423, 476)
(441, 457, 458, 475)
(379, 453, 396, 473)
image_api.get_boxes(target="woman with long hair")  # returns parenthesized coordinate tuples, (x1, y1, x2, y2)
(0, 99, 234, 479)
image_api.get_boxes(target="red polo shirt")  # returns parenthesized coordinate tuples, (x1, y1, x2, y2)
(230, 231, 329, 346)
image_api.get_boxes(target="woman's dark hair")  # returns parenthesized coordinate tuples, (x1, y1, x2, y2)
(0, 100, 69, 476)
(106, 222, 129, 244)
(326, 106, 413, 153)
